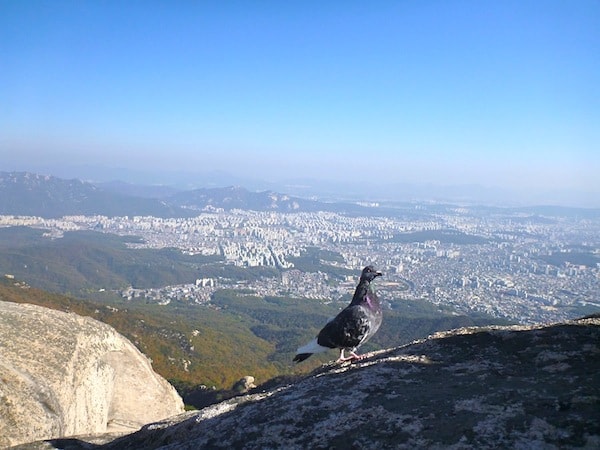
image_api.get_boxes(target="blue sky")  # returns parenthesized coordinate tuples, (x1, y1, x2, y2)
(1, 1, 599, 199)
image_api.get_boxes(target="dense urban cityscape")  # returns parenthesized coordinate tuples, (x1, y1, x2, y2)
(1, 207, 599, 324)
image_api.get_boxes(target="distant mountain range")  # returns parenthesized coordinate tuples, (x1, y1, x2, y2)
(170, 185, 334, 213)
(0, 171, 378, 218)
(7, 161, 599, 207)
(1, 171, 599, 219)
(0, 172, 190, 218)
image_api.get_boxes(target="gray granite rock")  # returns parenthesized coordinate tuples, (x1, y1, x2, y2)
(0, 301, 184, 448)
(101, 316, 600, 450)
(11, 315, 600, 449)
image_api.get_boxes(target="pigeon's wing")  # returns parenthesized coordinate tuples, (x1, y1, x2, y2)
(317, 305, 371, 350)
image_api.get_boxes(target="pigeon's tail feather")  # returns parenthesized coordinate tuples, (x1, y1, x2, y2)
(293, 353, 312, 363)
(293, 338, 329, 363)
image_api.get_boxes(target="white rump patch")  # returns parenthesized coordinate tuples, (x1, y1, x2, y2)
(296, 338, 329, 355)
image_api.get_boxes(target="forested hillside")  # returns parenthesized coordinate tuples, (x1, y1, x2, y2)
(0, 276, 506, 401)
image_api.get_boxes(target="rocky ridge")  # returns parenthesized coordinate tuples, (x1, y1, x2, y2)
(0, 301, 184, 448)
(22, 314, 599, 449)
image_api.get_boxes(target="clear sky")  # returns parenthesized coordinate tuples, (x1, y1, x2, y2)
(1, 1, 599, 199)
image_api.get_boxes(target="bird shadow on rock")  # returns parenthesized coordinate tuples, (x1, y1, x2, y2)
(44, 438, 103, 449)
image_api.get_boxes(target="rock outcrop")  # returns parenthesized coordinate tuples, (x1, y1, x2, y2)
(10, 315, 600, 449)
(232, 376, 256, 394)
(0, 301, 184, 448)
(98, 316, 598, 449)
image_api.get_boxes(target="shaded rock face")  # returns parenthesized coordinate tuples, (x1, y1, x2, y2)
(0, 301, 184, 448)
(104, 317, 599, 450)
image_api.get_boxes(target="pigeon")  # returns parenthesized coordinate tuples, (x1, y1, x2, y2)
(293, 265, 383, 363)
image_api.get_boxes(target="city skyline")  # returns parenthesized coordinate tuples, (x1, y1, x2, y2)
(2, 206, 598, 324)
(1, 1, 599, 202)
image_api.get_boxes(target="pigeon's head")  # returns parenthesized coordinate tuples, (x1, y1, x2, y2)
(360, 265, 382, 282)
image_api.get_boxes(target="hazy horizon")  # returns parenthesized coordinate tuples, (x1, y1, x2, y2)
(1, 1, 599, 205)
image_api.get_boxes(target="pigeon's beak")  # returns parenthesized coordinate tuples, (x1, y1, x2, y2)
(375, 271, 383, 278)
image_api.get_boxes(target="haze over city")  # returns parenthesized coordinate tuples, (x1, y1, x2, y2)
(1, 1, 599, 205)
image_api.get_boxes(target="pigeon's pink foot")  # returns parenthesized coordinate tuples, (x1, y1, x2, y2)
(349, 352, 365, 361)
(337, 351, 364, 363)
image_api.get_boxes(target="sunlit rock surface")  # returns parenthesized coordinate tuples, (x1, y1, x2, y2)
(10, 315, 600, 449)
(0, 301, 184, 448)
(100, 316, 599, 449)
